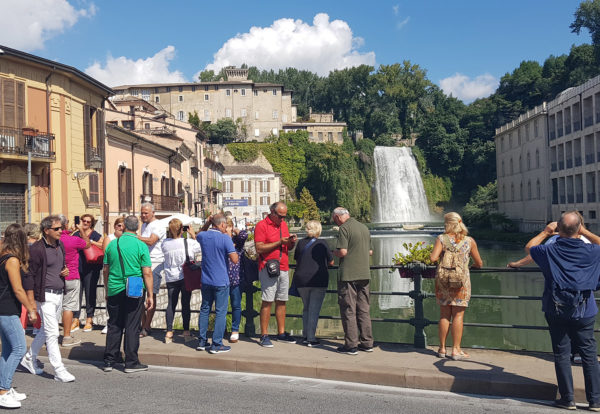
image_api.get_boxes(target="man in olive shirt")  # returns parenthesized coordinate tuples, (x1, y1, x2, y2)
(103, 215, 153, 373)
(332, 207, 373, 355)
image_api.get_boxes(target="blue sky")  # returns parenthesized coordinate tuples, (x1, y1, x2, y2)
(1, 0, 589, 102)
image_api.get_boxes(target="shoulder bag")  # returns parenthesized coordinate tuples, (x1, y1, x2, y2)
(182, 238, 202, 292)
(289, 238, 317, 297)
(83, 244, 104, 265)
(265, 227, 283, 278)
(117, 239, 143, 298)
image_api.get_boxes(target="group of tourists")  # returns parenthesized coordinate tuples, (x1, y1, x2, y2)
(2, 201, 600, 410)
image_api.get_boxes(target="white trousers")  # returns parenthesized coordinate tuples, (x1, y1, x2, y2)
(26, 291, 65, 373)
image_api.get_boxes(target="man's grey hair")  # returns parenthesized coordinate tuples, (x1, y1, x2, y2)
(124, 215, 139, 232)
(141, 202, 155, 212)
(332, 207, 349, 217)
(212, 213, 226, 227)
(40, 215, 61, 233)
(269, 201, 285, 213)
(58, 214, 68, 229)
(23, 223, 40, 239)
(557, 211, 582, 237)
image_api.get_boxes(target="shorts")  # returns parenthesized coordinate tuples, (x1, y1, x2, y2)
(151, 262, 164, 295)
(63, 279, 81, 312)
(259, 268, 289, 302)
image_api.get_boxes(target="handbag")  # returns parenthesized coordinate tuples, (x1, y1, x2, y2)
(83, 244, 104, 265)
(117, 239, 143, 298)
(266, 226, 283, 278)
(289, 238, 317, 297)
(182, 238, 202, 292)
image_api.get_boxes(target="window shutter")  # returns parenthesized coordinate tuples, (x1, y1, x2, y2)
(267, 196, 271, 205)
(2, 79, 16, 128)
(248, 181, 252, 192)
(84, 104, 92, 167)
(96, 109, 105, 152)
(149, 174, 153, 195)
(16, 82, 25, 129)
(248, 197, 252, 206)
(118, 168, 126, 211)
(170, 177, 175, 196)
(89, 173, 99, 204)
(125, 168, 132, 210)
(267, 181, 270, 192)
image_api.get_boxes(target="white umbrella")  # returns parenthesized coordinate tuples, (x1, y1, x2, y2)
(157, 213, 204, 227)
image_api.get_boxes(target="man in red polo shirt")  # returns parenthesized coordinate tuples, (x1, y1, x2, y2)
(254, 202, 297, 347)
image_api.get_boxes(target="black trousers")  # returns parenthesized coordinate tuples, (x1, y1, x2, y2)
(104, 290, 144, 368)
(166, 280, 191, 331)
(74, 265, 101, 320)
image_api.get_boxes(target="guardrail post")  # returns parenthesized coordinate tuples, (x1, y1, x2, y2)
(243, 284, 259, 337)
(408, 262, 428, 349)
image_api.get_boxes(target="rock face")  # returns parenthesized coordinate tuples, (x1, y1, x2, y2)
(213, 144, 274, 171)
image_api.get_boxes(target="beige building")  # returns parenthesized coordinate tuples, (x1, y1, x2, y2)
(495, 75, 600, 232)
(282, 109, 346, 144)
(112, 67, 296, 142)
(0, 45, 112, 231)
(221, 165, 282, 224)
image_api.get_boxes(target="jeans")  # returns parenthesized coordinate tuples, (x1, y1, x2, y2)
(545, 314, 600, 404)
(337, 280, 373, 349)
(74, 265, 101, 319)
(298, 287, 326, 342)
(27, 291, 65, 373)
(199, 284, 229, 346)
(229, 284, 242, 333)
(166, 280, 191, 331)
(0, 315, 26, 390)
(104, 290, 144, 368)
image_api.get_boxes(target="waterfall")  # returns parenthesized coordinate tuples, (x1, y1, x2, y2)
(373, 146, 431, 223)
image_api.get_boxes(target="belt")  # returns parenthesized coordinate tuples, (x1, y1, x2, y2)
(44, 288, 63, 294)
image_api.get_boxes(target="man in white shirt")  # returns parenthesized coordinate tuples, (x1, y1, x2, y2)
(138, 203, 166, 336)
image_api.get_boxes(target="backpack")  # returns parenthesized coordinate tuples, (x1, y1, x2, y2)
(437, 234, 469, 289)
(548, 281, 591, 320)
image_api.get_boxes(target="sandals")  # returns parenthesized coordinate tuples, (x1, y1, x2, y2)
(437, 348, 446, 358)
(450, 350, 470, 361)
(139, 328, 152, 338)
(165, 332, 173, 344)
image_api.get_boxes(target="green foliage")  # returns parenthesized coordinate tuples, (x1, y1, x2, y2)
(287, 201, 307, 220)
(206, 118, 238, 145)
(226, 143, 259, 162)
(356, 138, 376, 156)
(188, 111, 200, 128)
(411, 146, 452, 211)
(461, 181, 515, 230)
(571, 0, 600, 45)
(299, 187, 320, 221)
(391, 242, 434, 266)
(260, 132, 307, 194)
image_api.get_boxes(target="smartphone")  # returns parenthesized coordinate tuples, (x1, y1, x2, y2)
(183, 225, 189, 232)
(74, 216, 80, 225)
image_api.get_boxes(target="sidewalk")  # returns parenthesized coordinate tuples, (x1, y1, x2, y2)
(29, 329, 579, 401)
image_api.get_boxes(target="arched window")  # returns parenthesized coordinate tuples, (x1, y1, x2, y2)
(536, 179, 541, 199)
(501, 160, 505, 176)
(511, 183, 515, 201)
(142, 172, 153, 195)
(535, 149, 540, 168)
(502, 184, 506, 202)
(510, 158, 514, 175)
(528, 180, 532, 200)
(519, 156, 522, 173)
(527, 152, 531, 170)
(161, 176, 169, 196)
(520, 182, 523, 201)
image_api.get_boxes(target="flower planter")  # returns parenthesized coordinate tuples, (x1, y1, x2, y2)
(398, 266, 436, 279)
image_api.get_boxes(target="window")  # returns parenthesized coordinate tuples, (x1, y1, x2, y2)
(226, 89, 231, 96)
(338, 132, 343, 141)
(122, 120, 133, 130)
(161, 176, 169, 196)
(214, 85, 219, 91)
(204, 94, 209, 101)
(272, 110, 278, 120)
(204, 85, 209, 91)
(590, 211, 597, 219)
(226, 108, 232, 118)
(534, 119, 539, 137)
(0, 78, 25, 129)
(272, 128, 278, 135)
(118, 167, 132, 211)
(328, 132, 333, 142)
(242, 196, 252, 206)
(178, 111, 184, 121)
(501, 160, 505, 176)
(255, 111, 259, 120)
(241, 89, 246, 96)
(166, 87, 171, 92)
(260, 196, 270, 206)
(224, 181, 232, 192)
(272, 89, 277, 96)
(282, 114, 287, 122)
(260, 180, 270, 192)
(192, 86, 196, 92)
(204, 110, 210, 122)
(241, 108, 247, 117)
(155, 96, 160, 103)
(178, 95, 183, 102)
(510, 158, 513, 175)
(154, 88, 160, 94)
(254, 129, 260, 137)
(144, 123, 150, 129)
(537, 179, 541, 199)
(142, 172, 153, 195)
(88, 173, 99, 205)
(253, 90, 258, 96)
(141, 89, 150, 101)
(318, 132, 323, 142)
(536, 149, 540, 168)
(527, 181, 532, 200)
(242, 180, 251, 193)
(131, 89, 138, 96)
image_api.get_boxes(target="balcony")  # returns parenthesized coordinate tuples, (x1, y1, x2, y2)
(136, 126, 175, 136)
(139, 194, 180, 212)
(208, 179, 223, 192)
(0, 127, 55, 160)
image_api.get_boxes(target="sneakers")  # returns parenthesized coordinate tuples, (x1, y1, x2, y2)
(259, 335, 274, 348)
(0, 392, 20, 408)
(54, 369, 75, 383)
(589, 403, 600, 412)
(274, 332, 296, 344)
(20, 355, 43, 375)
(553, 399, 576, 410)
(61, 336, 81, 347)
(358, 344, 374, 352)
(70, 319, 80, 332)
(336, 346, 358, 355)
(209, 344, 231, 354)
(307, 340, 321, 347)
(229, 332, 239, 343)
(83, 324, 93, 332)
(196, 338, 210, 351)
(124, 363, 148, 373)
(101, 325, 108, 334)
(7, 388, 26, 401)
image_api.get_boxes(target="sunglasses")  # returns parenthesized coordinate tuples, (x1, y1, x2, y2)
(82, 220, 92, 224)
(51, 226, 62, 231)
(277, 214, 287, 219)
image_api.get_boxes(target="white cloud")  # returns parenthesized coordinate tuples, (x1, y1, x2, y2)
(202, 13, 376, 77)
(392, 5, 399, 15)
(0, 0, 95, 51)
(396, 17, 410, 30)
(439, 73, 498, 103)
(85, 46, 186, 86)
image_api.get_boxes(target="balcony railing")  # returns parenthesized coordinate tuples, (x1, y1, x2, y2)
(140, 194, 180, 212)
(136, 126, 174, 136)
(0, 127, 55, 160)
(208, 179, 223, 192)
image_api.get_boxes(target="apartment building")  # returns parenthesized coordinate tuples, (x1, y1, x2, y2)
(112, 67, 296, 141)
(282, 109, 346, 144)
(0, 45, 112, 231)
(495, 75, 600, 232)
(221, 165, 282, 223)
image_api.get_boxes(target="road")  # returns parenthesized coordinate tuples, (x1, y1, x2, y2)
(11, 359, 565, 413)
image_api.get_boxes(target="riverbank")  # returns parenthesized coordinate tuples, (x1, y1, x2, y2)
(469, 229, 536, 245)
(27, 329, 587, 402)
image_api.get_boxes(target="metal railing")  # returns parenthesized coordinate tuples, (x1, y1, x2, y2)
(0, 127, 55, 159)
(139, 193, 180, 212)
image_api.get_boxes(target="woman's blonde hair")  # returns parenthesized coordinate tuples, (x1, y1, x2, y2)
(444, 212, 468, 241)
(113, 217, 125, 229)
(305, 220, 322, 238)
(167, 218, 183, 239)
(226, 217, 234, 228)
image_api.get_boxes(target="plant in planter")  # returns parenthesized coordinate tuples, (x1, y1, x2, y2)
(391, 241, 436, 278)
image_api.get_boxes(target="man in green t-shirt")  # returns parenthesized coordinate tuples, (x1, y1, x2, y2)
(102, 215, 153, 373)
(332, 207, 373, 355)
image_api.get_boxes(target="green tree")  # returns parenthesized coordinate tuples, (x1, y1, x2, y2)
(188, 110, 200, 128)
(198, 70, 217, 82)
(571, 0, 600, 45)
(299, 187, 320, 221)
(205, 118, 238, 145)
